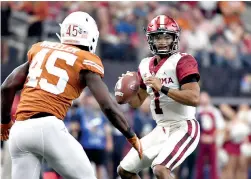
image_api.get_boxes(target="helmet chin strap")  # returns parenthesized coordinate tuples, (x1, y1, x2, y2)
(155, 48, 177, 57)
(56, 33, 61, 41)
(56, 23, 62, 41)
(157, 49, 169, 53)
(154, 45, 171, 55)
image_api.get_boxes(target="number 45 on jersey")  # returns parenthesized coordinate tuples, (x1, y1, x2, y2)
(26, 48, 77, 95)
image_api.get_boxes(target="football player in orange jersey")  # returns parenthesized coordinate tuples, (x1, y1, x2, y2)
(1, 11, 142, 179)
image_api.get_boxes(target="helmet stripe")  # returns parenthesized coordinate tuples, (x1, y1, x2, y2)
(159, 15, 165, 28)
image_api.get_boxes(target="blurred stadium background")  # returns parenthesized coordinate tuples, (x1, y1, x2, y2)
(1, 1, 251, 179)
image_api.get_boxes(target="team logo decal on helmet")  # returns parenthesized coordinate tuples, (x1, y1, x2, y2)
(57, 11, 99, 54)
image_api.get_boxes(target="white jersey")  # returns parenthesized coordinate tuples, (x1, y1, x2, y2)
(138, 52, 200, 125)
(196, 105, 226, 131)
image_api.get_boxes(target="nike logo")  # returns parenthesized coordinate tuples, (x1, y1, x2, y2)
(61, 128, 67, 133)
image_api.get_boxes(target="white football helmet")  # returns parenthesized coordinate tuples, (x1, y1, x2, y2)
(57, 11, 99, 54)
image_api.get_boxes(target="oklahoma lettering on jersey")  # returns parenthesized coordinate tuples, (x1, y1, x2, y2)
(15, 41, 104, 121)
(138, 52, 200, 125)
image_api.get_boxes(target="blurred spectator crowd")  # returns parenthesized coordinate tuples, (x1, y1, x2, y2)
(1, 1, 251, 97)
(2, 1, 251, 65)
(1, 2, 251, 179)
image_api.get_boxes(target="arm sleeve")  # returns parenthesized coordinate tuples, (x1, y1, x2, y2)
(27, 49, 32, 63)
(27, 43, 42, 64)
(180, 74, 199, 85)
(176, 55, 200, 84)
(137, 68, 146, 90)
(82, 58, 104, 78)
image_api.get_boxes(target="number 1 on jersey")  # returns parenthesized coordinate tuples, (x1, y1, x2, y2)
(153, 89, 163, 114)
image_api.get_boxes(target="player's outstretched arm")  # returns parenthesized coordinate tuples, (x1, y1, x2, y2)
(1, 62, 29, 124)
(128, 88, 148, 108)
(79, 70, 143, 159)
(79, 70, 136, 138)
(166, 81, 200, 107)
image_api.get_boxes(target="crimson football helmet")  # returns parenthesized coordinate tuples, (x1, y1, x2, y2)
(145, 15, 181, 55)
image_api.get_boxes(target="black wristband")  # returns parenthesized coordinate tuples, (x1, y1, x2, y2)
(124, 127, 136, 139)
(161, 86, 170, 95)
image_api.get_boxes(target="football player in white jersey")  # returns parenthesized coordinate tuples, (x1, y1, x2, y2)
(117, 15, 201, 179)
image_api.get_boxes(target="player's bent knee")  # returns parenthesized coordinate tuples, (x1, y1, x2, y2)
(153, 165, 171, 177)
(117, 165, 136, 178)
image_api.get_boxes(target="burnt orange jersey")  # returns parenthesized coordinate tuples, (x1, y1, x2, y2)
(15, 41, 104, 120)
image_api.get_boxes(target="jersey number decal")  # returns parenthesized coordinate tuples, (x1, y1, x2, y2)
(66, 25, 79, 37)
(152, 89, 163, 114)
(26, 48, 77, 94)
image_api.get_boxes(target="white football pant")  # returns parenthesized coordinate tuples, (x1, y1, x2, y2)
(120, 119, 200, 173)
(9, 116, 96, 179)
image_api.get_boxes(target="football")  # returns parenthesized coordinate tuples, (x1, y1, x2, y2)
(114, 72, 140, 104)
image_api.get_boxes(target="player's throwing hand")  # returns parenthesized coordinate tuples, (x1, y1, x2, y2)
(145, 76, 162, 91)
